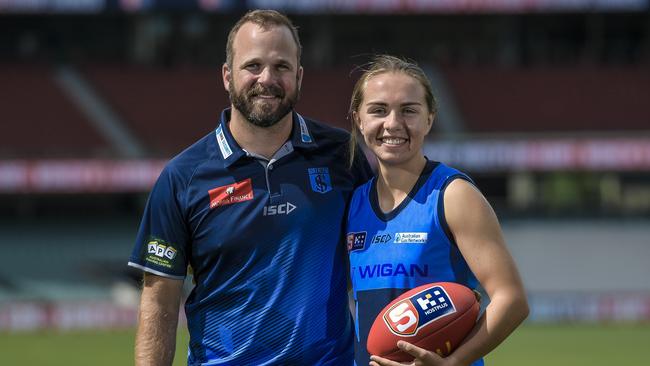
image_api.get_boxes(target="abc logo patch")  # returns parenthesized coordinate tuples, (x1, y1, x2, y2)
(383, 285, 456, 336)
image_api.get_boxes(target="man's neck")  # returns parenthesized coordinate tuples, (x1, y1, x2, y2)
(229, 108, 293, 159)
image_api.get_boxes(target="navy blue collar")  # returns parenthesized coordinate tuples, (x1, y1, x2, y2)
(370, 159, 439, 222)
(215, 108, 317, 167)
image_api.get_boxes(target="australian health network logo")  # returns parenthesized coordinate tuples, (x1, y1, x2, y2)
(383, 285, 456, 336)
(308, 167, 332, 194)
(394, 232, 428, 244)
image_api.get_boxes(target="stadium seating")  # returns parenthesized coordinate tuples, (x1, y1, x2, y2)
(3, 64, 648, 159)
(82, 65, 226, 157)
(0, 64, 111, 158)
(83, 66, 356, 157)
(442, 66, 650, 133)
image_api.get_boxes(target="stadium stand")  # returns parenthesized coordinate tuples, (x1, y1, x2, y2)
(296, 68, 357, 130)
(442, 66, 650, 134)
(82, 65, 225, 157)
(0, 64, 112, 158)
(83, 66, 356, 157)
(77, 65, 650, 157)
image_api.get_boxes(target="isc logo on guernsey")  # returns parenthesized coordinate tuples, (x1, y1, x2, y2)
(263, 202, 296, 216)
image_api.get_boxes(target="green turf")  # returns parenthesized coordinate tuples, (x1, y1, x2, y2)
(485, 323, 650, 366)
(0, 324, 648, 365)
(0, 328, 189, 366)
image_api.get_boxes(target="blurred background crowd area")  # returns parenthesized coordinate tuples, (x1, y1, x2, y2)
(0, 0, 649, 333)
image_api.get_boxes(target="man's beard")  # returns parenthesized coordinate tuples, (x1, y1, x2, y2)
(229, 81, 300, 128)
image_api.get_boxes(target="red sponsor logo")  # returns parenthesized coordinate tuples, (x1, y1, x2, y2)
(208, 178, 253, 208)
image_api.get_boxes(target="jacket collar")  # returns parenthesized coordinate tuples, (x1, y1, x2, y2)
(215, 108, 317, 167)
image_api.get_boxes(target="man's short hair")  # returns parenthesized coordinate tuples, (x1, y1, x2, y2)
(226, 9, 302, 68)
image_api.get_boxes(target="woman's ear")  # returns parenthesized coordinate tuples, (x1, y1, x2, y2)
(425, 112, 435, 134)
(353, 111, 363, 131)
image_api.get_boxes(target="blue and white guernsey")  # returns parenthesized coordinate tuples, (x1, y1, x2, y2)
(346, 160, 484, 366)
(129, 108, 372, 366)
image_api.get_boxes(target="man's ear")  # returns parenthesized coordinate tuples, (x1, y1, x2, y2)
(297, 65, 304, 91)
(222, 63, 231, 92)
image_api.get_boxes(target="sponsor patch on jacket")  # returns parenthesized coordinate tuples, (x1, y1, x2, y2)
(394, 232, 428, 244)
(209, 178, 253, 208)
(347, 232, 366, 251)
(145, 238, 179, 269)
(308, 167, 332, 194)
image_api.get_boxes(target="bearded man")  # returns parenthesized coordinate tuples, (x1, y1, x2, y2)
(128, 9, 372, 366)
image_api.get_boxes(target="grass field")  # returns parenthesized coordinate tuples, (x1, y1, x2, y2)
(1, 324, 648, 365)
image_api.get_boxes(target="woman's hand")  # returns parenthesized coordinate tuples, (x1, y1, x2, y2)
(369, 341, 467, 366)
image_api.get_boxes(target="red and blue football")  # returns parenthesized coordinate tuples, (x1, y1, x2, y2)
(367, 282, 480, 362)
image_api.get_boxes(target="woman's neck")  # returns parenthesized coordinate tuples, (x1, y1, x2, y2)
(375, 155, 427, 213)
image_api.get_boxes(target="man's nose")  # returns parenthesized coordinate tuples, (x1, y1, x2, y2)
(257, 66, 276, 86)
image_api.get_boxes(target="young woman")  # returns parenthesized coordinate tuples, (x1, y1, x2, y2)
(346, 55, 529, 366)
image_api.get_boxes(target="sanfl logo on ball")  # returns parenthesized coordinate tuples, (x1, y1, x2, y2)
(384, 300, 419, 336)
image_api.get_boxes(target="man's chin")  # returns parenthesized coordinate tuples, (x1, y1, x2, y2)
(251, 104, 293, 123)
(248, 118, 279, 128)
(252, 101, 278, 112)
(245, 109, 284, 127)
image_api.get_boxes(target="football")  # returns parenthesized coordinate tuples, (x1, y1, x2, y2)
(367, 282, 480, 362)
